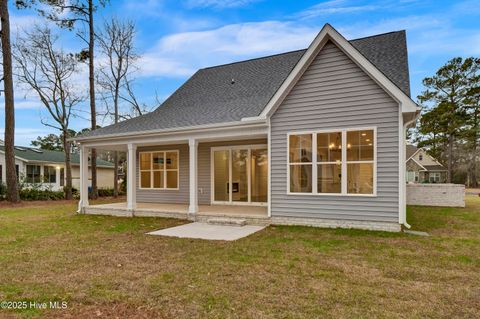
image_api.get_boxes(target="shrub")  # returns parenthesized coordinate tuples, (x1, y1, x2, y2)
(19, 188, 65, 201)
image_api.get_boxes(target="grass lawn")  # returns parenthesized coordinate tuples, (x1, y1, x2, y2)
(0, 197, 479, 318)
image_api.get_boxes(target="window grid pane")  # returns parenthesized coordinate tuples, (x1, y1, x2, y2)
(289, 134, 312, 163)
(140, 151, 179, 189)
(317, 132, 342, 162)
(317, 163, 342, 193)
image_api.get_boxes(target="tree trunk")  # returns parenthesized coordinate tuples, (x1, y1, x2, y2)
(447, 134, 453, 183)
(471, 110, 478, 188)
(62, 131, 73, 200)
(0, 0, 19, 202)
(88, 0, 98, 199)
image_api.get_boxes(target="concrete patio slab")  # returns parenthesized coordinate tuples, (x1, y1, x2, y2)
(147, 222, 266, 241)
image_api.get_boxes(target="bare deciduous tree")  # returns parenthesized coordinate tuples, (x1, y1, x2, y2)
(18, 0, 110, 199)
(14, 25, 85, 199)
(97, 18, 136, 197)
(0, 0, 20, 202)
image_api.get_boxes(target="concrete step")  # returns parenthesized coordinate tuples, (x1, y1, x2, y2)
(207, 217, 247, 227)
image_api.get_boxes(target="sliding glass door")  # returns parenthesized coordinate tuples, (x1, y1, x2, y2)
(212, 145, 268, 205)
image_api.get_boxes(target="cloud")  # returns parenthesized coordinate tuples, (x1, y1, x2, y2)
(0, 127, 53, 147)
(138, 21, 317, 78)
(10, 14, 41, 32)
(185, 0, 261, 9)
(295, 0, 379, 19)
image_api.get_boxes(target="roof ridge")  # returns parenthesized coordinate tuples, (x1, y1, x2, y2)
(349, 30, 405, 42)
(201, 48, 307, 71)
(199, 30, 406, 72)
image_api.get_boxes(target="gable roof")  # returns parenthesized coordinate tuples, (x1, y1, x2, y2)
(0, 146, 114, 168)
(78, 26, 411, 140)
(406, 144, 418, 159)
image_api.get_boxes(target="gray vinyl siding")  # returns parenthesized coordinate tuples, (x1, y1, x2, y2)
(135, 139, 267, 204)
(136, 144, 189, 204)
(270, 41, 400, 223)
(198, 139, 267, 204)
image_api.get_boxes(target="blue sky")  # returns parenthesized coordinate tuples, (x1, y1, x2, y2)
(3, 0, 480, 146)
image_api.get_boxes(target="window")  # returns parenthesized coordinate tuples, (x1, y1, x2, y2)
(289, 134, 312, 193)
(26, 165, 41, 183)
(419, 154, 423, 161)
(288, 128, 376, 195)
(429, 172, 441, 183)
(139, 150, 179, 189)
(347, 130, 374, 194)
(15, 165, 19, 182)
(0, 165, 2, 183)
(44, 166, 57, 183)
(317, 132, 342, 193)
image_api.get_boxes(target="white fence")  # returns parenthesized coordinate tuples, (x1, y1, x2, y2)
(406, 184, 465, 207)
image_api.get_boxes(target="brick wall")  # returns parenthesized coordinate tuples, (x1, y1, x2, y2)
(406, 184, 465, 207)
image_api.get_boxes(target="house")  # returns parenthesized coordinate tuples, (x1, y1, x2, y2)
(0, 145, 115, 191)
(406, 144, 447, 183)
(72, 24, 420, 232)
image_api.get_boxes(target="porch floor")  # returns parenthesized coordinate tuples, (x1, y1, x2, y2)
(88, 202, 268, 218)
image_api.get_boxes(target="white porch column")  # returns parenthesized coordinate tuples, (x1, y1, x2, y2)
(127, 143, 137, 211)
(78, 145, 89, 212)
(188, 138, 198, 214)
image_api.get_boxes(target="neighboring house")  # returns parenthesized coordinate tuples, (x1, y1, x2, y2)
(73, 24, 420, 232)
(0, 145, 115, 191)
(406, 145, 447, 183)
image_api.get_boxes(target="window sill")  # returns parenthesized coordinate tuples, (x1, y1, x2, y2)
(286, 192, 377, 197)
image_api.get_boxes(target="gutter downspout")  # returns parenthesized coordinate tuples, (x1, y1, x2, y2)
(401, 109, 421, 229)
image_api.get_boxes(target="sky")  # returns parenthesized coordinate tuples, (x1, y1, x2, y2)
(2, 0, 480, 146)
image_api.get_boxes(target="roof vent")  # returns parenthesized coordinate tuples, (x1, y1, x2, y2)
(14, 147, 26, 151)
(231, 78, 235, 84)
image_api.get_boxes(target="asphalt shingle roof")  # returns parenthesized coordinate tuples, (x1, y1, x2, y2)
(82, 30, 410, 139)
(0, 146, 114, 167)
(423, 165, 447, 171)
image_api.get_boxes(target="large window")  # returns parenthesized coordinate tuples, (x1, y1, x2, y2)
(288, 128, 376, 195)
(139, 150, 179, 189)
(44, 166, 57, 183)
(26, 165, 41, 183)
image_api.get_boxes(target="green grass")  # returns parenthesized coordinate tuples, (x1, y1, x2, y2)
(0, 197, 479, 318)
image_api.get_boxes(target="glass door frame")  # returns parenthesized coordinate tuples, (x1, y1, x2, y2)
(210, 144, 268, 206)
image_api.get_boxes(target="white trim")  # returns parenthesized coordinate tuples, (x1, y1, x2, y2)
(257, 24, 417, 120)
(78, 145, 89, 212)
(138, 150, 180, 190)
(210, 144, 268, 206)
(127, 143, 137, 211)
(399, 109, 419, 228)
(267, 118, 272, 217)
(72, 119, 268, 143)
(287, 127, 377, 197)
(188, 138, 198, 214)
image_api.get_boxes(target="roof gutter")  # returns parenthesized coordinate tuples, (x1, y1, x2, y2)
(401, 108, 421, 229)
(70, 118, 268, 144)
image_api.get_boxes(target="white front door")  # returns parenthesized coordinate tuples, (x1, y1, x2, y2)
(211, 145, 268, 206)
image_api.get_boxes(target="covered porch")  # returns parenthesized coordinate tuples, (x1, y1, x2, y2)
(77, 121, 270, 223)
